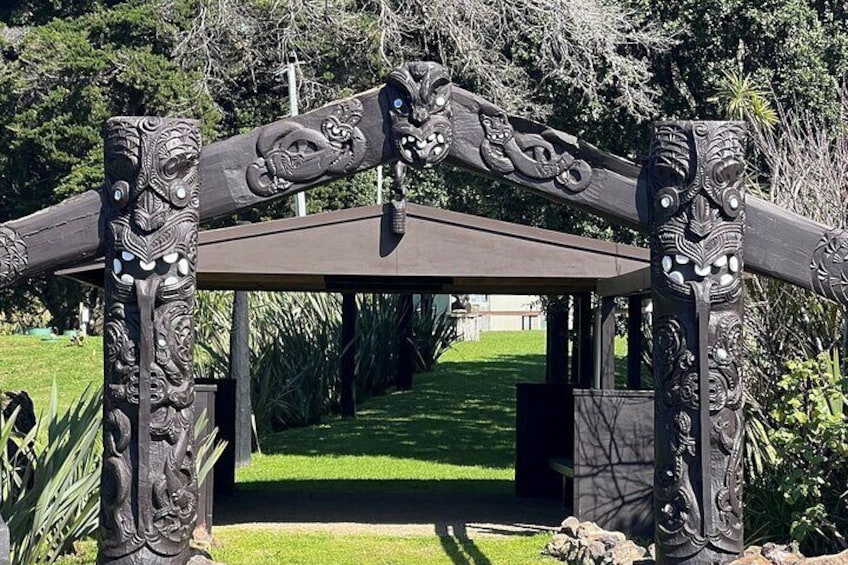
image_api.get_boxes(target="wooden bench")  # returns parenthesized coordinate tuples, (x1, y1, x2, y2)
(548, 456, 574, 507)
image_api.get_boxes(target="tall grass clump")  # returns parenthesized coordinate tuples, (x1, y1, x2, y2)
(0, 383, 225, 564)
(195, 291, 457, 436)
(1, 383, 101, 564)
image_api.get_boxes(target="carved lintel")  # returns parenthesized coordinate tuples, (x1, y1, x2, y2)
(810, 228, 848, 304)
(478, 102, 592, 193)
(246, 99, 367, 197)
(0, 225, 28, 288)
(649, 121, 746, 564)
(385, 62, 453, 168)
(100, 117, 201, 564)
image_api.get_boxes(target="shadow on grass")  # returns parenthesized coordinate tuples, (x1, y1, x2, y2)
(216, 479, 564, 531)
(258, 353, 548, 470)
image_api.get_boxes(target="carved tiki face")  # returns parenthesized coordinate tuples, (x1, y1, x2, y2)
(650, 122, 746, 303)
(385, 62, 453, 167)
(104, 117, 201, 300)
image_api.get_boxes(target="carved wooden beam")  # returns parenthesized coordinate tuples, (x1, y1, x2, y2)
(1, 62, 846, 304)
(650, 121, 745, 564)
(99, 117, 201, 564)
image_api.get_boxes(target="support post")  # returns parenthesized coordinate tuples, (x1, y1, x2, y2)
(545, 296, 570, 384)
(598, 296, 616, 390)
(627, 295, 643, 389)
(100, 117, 201, 564)
(397, 294, 415, 390)
(231, 290, 251, 467)
(573, 293, 594, 387)
(649, 121, 746, 564)
(341, 293, 357, 418)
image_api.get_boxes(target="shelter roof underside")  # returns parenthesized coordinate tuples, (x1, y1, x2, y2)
(59, 204, 650, 294)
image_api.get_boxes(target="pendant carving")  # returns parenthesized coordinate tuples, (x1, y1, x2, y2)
(100, 117, 200, 564)
(385, 62, 452, 168)
(649, 121, 746, 564)
(0, 225, 27, 288)
(479, 102, 591, 192)
(246, 99, 367, 197)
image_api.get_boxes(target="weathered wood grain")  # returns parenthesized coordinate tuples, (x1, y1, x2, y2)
(1, 69, 844, 303)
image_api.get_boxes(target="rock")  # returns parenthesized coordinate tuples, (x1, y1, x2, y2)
(762, 542, 805, 565)
(187, 548, 226, 565)
(805, 549, 848, 565)
(544, 517, 650, 565)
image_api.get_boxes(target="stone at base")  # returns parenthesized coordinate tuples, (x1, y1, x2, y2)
(0, 513, 9, 565)
(187, 548, 226, 565)
(543, 517, 649, 565)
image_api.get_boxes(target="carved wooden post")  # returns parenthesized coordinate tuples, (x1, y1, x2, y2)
(649, 121, 746, 564)
(100, 117, 201, 565)
(545, 296, 570, 385)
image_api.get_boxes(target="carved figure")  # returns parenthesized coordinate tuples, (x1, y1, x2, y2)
(390, 161, 408, 234)
(0, 226, 27, 288)
(100, 117, 200, 564)
(811, 228, 848, 303)
(649, 121, 746, 564)
(478, 103, 592, 192)
(385, 62, 452, 167)
(246, 99, 366, 196)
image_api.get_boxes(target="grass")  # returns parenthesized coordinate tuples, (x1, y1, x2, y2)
(0, 335, 103, 418)
(0, 329, 638, 564)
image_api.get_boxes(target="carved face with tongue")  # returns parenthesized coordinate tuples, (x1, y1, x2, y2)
(104, 117, 200, 297)
(385, 62, 453, 168)
(650, 122, 746, 303)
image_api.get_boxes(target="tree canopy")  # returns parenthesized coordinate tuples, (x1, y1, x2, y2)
(2, 0, 848, 327)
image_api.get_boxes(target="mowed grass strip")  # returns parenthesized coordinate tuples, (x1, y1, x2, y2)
(239, 331, 547, 493)
(211, 529, 555, 565)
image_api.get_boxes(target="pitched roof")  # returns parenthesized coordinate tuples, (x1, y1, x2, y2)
(58, 203, 649, 294)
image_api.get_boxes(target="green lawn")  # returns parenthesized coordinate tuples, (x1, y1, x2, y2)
(0, 334, 104, 417)
(0, 329, 638, 564)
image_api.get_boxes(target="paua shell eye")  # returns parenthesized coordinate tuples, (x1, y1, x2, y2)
(434, 95, 446, 107)
(111, 180, 130, 207)
(393, 98, 405, 109)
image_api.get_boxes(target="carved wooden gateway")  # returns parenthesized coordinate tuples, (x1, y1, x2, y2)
(1, 62, 846, 564)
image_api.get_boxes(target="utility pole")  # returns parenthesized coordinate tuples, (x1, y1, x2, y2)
(288, 51, 307, 218)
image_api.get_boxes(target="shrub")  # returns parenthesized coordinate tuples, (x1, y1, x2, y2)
(1, 383, 100, 564)
(0, 384, 225, 564)
(746, 351, 848, 555)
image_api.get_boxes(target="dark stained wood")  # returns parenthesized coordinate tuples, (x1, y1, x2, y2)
(341, 293, 357, 418)
(3, 75, 847, 301)
(598, 296, 616, 390)
(574, 293, 594, 388)
(627, 295, 643, 390)
(397, 294, 415, 390)
(572, 389, 654, 538)
(650, 122, 745, 563)
(230, 290, 252, 467)
(194, 383, 217, 532)
(57, 204, 650, 294)
(596, 266, 651, 297)
(514, 383, 574, 499)
(545, 298, 570, 385)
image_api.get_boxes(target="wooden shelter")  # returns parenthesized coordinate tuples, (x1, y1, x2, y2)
(3, 60, 846, 564)
(59, 202, 649, 294)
